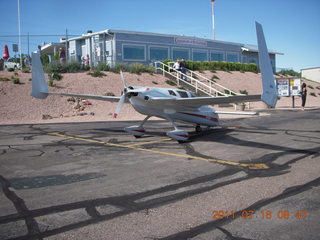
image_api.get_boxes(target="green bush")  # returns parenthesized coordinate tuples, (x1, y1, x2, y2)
(44, 62, 67, 73)
(240, 89, 248, 95)
(0, 77, 10, 81)
(66, 61, 82, 73)
(276, 69, 300, 77)
(165, 80, 177, 86)
(87, 70, 106, 78)
(310, 92, 317, 97)
(22, 68, 30, 73)
(11, 77, 20, 84)
(163, 60, 260, 73)
(110, 63, 129, 73)
(83, 65, 91, 71)
(130, 63, 154, 75)
(162, 59, 173, 72)
(7, 68, 15, 72)
(48, 79, 54, 87)
(94, 62, 110, 71)
(48, 73, 63, 81)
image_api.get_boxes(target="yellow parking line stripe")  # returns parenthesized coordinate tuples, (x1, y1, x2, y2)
(125, 138, 172, 147)
(48, 132, 268, 169)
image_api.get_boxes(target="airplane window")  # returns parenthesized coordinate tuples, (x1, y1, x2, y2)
(177, 91, 189, 98)
(168, 90, 177, 96)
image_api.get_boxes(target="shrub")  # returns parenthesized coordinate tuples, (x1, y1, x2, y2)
(162, 59, 173, 71)
(7, 68, 15, 72)
(165, 80, 177, 86)
(307, 85, 314, 89)
(110, 63, 129, 73)
(94, 62, 109, 71)
(211, 75, 219, 81)
(22, 68, 30, 73)
(11, 77, 20, 84)
(0, 77, 10, 81)
(130, 63, 154, 75)
(219, 61, 228, 71)
(66, 61, 81, 73)
(240, 89, 248, 95)
(48, 73, 63, 81)
(104, 92, 115, 96)
(276, 69, 300, 77)
(310, 92, 317, 97)
(87, 70, 106, 78)
(44, 62, 67, 73)
(48, 79, 54, 87)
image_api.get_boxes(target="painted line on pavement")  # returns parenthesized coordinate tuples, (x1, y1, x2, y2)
(48, 132, 268, 169)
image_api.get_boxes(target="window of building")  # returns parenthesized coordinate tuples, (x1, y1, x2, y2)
(226, 52, 239, 63)
(173, 48, 189, 60)
(192, 50, 208, 61)
(123, 44, 145, 61)
(150, 46, 169, 61)
(248, 58, 257, 64)
(210, 51, 224, 61)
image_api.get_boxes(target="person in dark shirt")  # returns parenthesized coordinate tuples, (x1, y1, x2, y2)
(180, 58, 186, 80)
(301, 83, 307, 111)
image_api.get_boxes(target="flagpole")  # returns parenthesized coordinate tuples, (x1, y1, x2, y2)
(18, 0, 22, 68)
(211, 0, 216, 40)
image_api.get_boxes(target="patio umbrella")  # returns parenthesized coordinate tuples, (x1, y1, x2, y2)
(3, 45, 9, 60)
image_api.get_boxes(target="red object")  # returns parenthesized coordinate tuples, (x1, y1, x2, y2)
(3, 45, 9, 60)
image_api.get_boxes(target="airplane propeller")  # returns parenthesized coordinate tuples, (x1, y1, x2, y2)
(113, 71, 127, 118)
(113, 71, 144, 118)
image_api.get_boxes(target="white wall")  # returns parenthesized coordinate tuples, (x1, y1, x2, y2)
(301, 68, 320, 83)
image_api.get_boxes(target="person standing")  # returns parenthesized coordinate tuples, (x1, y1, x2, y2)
(173, 59, 180, 71)
(85, 54, 90, 66)
(58, 48, 66, 63)
(301, 83, 307, 111)
(180, 58, 187, 80)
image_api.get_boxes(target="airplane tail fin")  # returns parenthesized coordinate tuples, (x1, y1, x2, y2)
(31, 52, 48, 99)
(256, 22, 278, 108)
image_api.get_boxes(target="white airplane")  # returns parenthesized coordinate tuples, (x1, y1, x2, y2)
(31, 22, 278, 142)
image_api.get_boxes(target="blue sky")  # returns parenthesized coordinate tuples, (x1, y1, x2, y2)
(1, 0, 319, 71)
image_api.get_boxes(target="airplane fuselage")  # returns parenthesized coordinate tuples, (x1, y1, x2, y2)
(128, 87, 220, 127)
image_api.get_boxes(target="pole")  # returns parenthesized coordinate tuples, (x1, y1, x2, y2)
(65, 29, 68, 63)
(27, 32, 29, 57)
(211, 0, 215, 40)
(17, 0, 22, 68)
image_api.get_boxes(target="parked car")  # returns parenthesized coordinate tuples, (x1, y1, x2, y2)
(4, 59, 21, 70)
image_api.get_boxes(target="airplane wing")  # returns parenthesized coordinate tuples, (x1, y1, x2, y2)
(149, 94, 261, 108)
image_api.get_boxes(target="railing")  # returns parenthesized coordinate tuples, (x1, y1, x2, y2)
(154, 61, 243, 97)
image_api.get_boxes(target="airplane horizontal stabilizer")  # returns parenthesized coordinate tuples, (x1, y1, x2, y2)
(30, 52, 121, 102)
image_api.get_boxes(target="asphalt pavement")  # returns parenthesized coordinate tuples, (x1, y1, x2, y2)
(0, 108, 319, 240)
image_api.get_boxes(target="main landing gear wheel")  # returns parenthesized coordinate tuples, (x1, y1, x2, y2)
(195, 125, 202, 132)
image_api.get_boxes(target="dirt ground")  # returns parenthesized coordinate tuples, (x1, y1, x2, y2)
(0, 70, 319, 125)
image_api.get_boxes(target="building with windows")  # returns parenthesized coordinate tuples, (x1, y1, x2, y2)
(44, 29, 282, 72)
